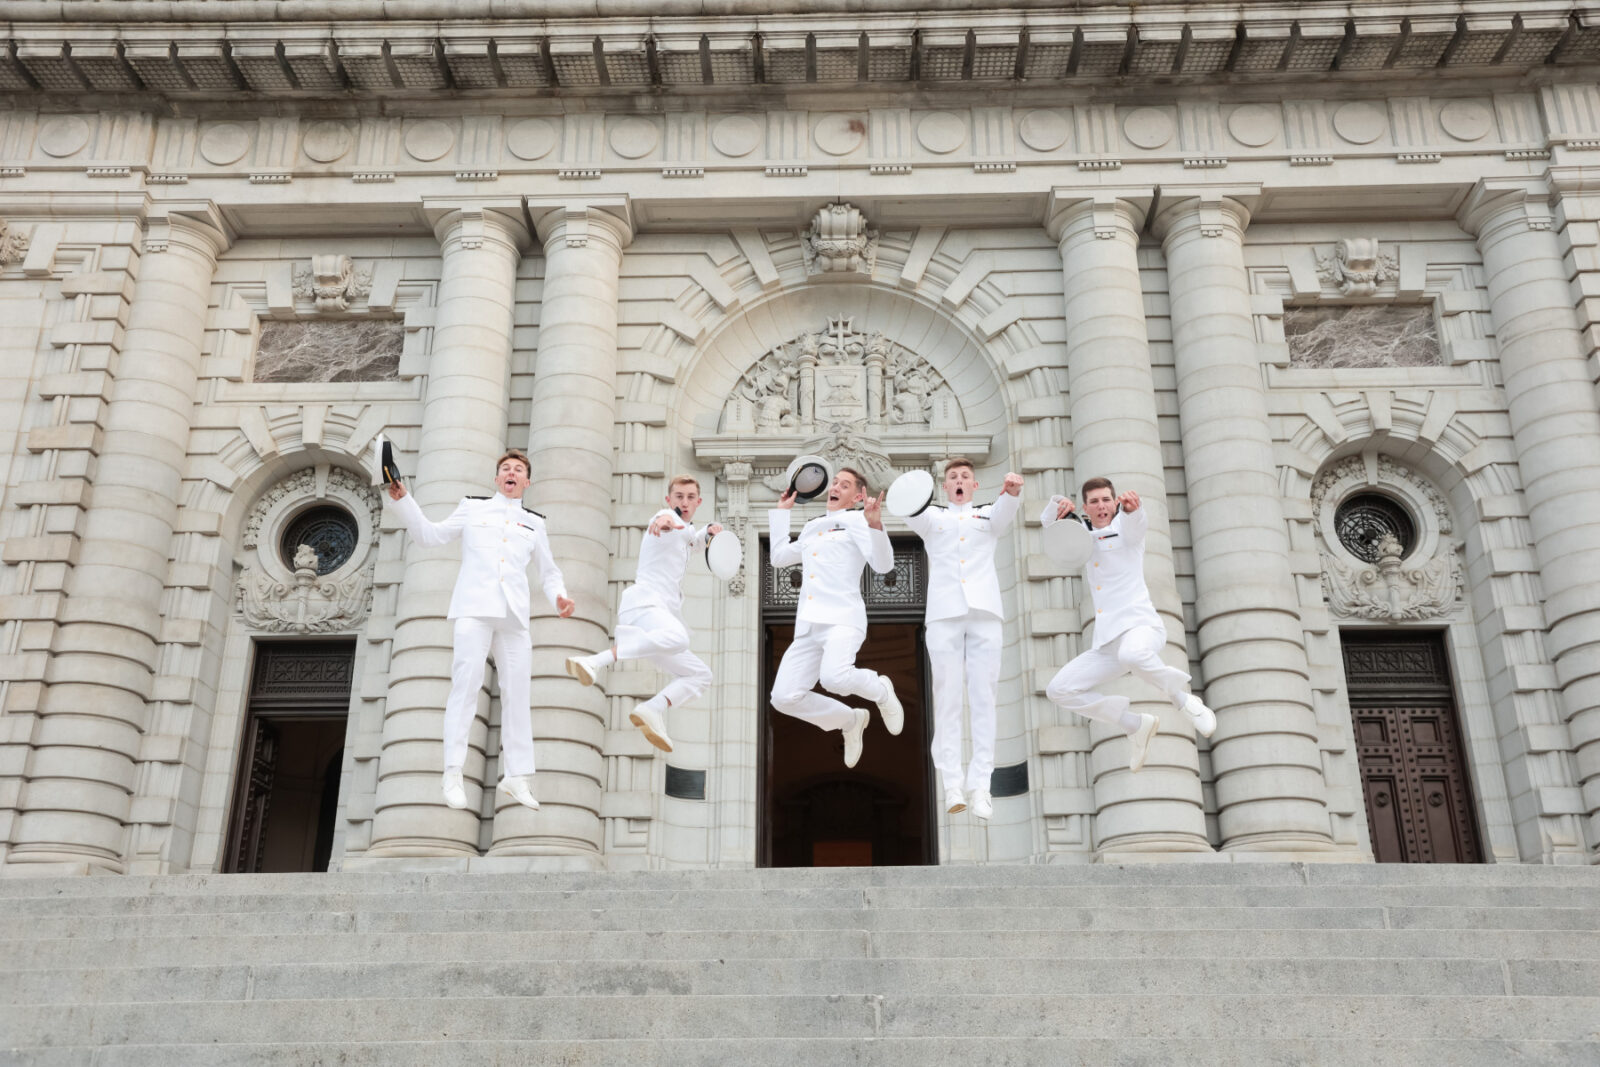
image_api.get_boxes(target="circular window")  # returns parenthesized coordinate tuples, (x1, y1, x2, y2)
(1334, 493, 1416, 564)
(280, 505, 359, 575)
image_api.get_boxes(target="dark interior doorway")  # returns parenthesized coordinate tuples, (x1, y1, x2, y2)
(1341, 629, 1483, 863)
(225, 640, 355, 874)
(759, 537, 934, 867)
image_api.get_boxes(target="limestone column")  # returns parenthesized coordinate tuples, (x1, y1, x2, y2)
(1463, 180, 1600, 859)
(1048, 191, 1211, 854)
(491, 199, 632, 861)
(367, 204, 529, 858)
(1152, 191, 1334, 854)
(7, 204, 228, 874)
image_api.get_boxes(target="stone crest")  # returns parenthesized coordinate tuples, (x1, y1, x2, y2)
(292, 254, 373, 313)
(1315, 238, 1398, 297)
(802, 202, 878, 276)
(0, 218, 28, 265)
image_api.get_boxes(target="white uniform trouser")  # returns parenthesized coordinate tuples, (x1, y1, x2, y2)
(927, 612, 1002, 794)
(1045, 624, 1189, 728)
(615, 602, 713, 714)
(445, 611, 534, 778)
(770, 622, 886, 732)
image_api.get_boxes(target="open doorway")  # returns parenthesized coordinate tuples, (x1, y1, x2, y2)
(758, 537, 934, 867)
(225, 639, 354, 873)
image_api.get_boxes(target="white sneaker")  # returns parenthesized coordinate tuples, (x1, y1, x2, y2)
(498, 774, 540, 811)
(630, 704, 674, 753)
(842, 708, 869, 769)
(441, 769, 469, 810)
(970, 790, 993, 820)
(565, 656, 597, 687)
(1181, 694, 1217, 738)
(944, 787, 967, 814)
(1128, 713, 1160, 773)
(876, 677, 904, 736)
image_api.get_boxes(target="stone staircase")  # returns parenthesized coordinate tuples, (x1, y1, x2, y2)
(2, 862, 1598, 1065)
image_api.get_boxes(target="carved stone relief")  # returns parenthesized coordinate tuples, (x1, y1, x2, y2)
(802, 202, 878, 276)
(1311, 456, 1461, 621)
(1315, 238, 1397, 297)
(254, 320, 403, 382)
(292, 254, 373, 313)
(0, 218, 28, 264)
(236, 467, 380, 633)
(1284, 306, 1440, 369)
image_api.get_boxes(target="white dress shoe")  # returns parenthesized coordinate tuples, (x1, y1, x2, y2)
(565, 656, 597, 687)
(1181, 694, 1217, 738)
(969, 790, 993, 820)
(498, 774, 540, 811)
(842, 708, 869, 769)
(441, 769, 469, 810)
(1128, 713, 1160, 773)
(876, 677, 904, 736)
(944, 787, 967, 814)
(629, 704, 674, 753)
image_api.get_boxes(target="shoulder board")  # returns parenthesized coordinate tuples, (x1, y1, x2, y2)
(929, 504, 948, 511)
(522, 506, 545, 518)
(465, 495, 490, 500)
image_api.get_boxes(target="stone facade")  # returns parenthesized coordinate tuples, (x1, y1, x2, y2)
(2, 1, 1600, 874)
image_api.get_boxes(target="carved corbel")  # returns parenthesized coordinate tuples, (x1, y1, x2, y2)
(802, 201, 879, 275)
(1315, 239, 1398, 297)
(292, 254, 373, 313)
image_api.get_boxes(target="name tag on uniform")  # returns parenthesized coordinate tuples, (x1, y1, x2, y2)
(517, 523, 538, 533)
(975, 515, 991, 522)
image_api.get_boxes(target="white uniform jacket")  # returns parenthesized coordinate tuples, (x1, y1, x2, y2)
(1040, 498, 1161, 649)
(620, 508, 712, 617)
(905, 492, 1019, 623)
(769, 508, 893, 634)
(391, 491, 567, 624)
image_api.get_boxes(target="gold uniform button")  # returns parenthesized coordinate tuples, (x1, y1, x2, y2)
(1096, 585, 1102, 590)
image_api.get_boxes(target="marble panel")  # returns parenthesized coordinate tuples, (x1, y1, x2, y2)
(1283, 305, 1440, 369)
(254, 319, 403, 383)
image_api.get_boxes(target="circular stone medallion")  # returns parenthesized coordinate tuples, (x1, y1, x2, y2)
(710, 115, 762, 158)
(1122, 107, 1175, 150)
(608, 117, 660, 159)
(916, 111, 967, 154)
(1018, 109, 1071, 153)
(1226, 104, 1281, 147)
(505, 118, 557, 160)
(1332, 102, 1388, 145)
(1439, 100, 1493, 142)
(403, 120, 456, 162)
(301, 121, 352, 163)
(198, 122, 252, 166)
(37, 116, 91, 158)
(813, 113, 866, 156)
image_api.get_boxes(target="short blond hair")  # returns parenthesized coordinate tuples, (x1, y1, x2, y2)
(495, 449, 531, 476)
(667, 475, 701, 495)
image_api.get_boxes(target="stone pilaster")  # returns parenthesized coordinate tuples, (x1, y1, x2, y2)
(492, 198, 632, 862)
(366, 203, 529, 858)
(1464, 179, 1600, 862)
(6, 203, 229, 875)
(1048, 191, 1211, 855)
(1152, 191, 1334, 855)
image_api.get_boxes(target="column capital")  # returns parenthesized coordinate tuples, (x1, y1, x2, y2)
(1150, 185, 1260, 244)
(1045, 188, 1154, 243)
(526, 196, 634, 252)
(1458, 178, 1555, 239)
(422, 199, 531, 255)
(144, 200, 232, 259)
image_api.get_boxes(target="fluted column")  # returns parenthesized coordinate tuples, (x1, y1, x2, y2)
(1049, 191, 1211, 855)
(7, 204, 228, 873)
(367, 204, 529, 858)
(1464, 180, 1600, 862)
(1153, 192, 1334, 854)
(493, 199, 632, 861)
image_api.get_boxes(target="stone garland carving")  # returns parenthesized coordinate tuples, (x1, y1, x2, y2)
(1315, 238, 1397, 297)
(720, 461, 751, 597)
(802, 202, 878, 276)
(236, 468, 380, 632)
(760, 422, 897, 496)
(1311, 456, 1460, 621)
(0, 218, 28, 265)
(291, 254, 374, 313)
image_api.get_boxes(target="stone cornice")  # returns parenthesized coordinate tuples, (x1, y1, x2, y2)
(1, 2, 1596, 100)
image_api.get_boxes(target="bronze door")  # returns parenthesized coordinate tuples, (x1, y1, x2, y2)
(1341, 631, 1482, 863)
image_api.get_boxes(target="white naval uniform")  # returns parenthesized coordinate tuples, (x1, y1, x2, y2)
(1039, 499, 1190, 728)
(768, 508, 894, 731)
(390, 491, 567, 777)
(613, 509, 715, 715)
(905, 491, 1020, 794)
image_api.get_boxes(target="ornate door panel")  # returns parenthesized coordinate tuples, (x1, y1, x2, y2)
(1342, 631, 1482, 863)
